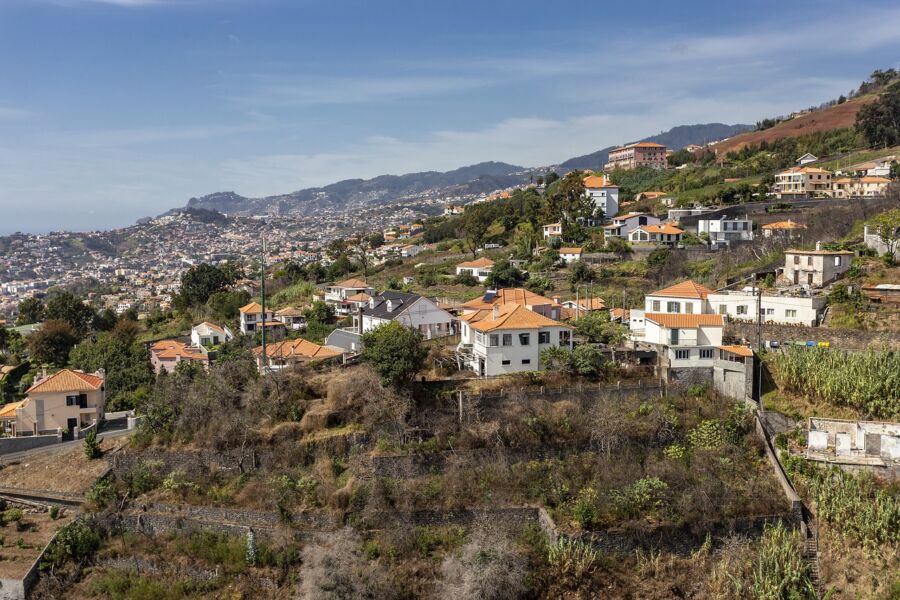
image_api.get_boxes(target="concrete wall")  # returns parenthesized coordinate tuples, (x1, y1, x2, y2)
(0, 433, 60, 456)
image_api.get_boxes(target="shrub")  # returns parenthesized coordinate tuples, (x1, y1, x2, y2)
(2, 508, 24, 526)
(572, 486, 600, 529)
(83, 429, 102, 459)
(49, 506, 60, 520)
(86, 476, 117, 509)
(546, 537, 599, 581)
(688, 420, 725, 449)
(42, 519, 102, 571)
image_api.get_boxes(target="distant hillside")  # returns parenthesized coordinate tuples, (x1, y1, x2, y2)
(558, 123, 752, 171)
(707, 96, 874, 155)
(185, 161, 527, 217)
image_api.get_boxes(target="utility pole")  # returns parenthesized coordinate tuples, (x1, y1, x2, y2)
(754, 273, 763, 406)
(260, 236, 267, 373)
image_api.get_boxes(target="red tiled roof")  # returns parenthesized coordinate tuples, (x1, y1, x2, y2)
(27, 369, 104, 394)
(645, 313, 724, 328)
(649, 280, 714, 299)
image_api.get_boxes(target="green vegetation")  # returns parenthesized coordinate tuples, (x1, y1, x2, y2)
(83, 429, 102, 459)
(769, 346, 900, 418)
(856, 80, 900, 148)
(361, 321, 427, 388)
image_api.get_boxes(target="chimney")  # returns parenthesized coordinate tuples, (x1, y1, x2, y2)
(552, 296, 561, 305)
(492, 304, 500, 320)
(815, 241, 822, 251)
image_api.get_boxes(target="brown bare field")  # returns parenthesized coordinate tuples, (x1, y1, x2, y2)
(0, 436, 127, 496)
(0, 510, 74, 580)
(708, 96, 874, 154)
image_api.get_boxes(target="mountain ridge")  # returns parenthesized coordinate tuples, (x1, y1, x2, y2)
(182, 123, 751, 217)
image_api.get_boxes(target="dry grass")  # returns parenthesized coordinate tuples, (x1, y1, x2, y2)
(0, 509, 74, 579)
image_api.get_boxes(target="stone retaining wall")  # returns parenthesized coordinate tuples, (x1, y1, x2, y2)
(727, 322, 899, 351)
(0, 433, 60, 456)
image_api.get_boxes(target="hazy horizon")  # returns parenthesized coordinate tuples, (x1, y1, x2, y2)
(1, 0, 899, 234)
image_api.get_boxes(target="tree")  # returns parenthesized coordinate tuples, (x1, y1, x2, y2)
(92, 308, 119, 332)
(207, 290, 251, 321)
(16, 297, 45, 325)
(544, 171, 560, 186)
(45, 292, 96, 337)
(571, 344, 603, 377)
(27, 319, 79, 366)
(454, 272, 479, 287)
(868, 208, 900, 258)
(461, 205, 494, 258)
(855, 81, 900, 147)
(361, 322, 427, 388)
(176, 263, 232, 308)
(568, 261, 595, 286)
(304, 301, 335, 325)
(69, 329, 153, 411)
(485, 259, 524, 288)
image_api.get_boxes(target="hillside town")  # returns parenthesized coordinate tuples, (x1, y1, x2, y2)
(1, 54, 900, 600)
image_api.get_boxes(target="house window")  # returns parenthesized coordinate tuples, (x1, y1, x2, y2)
(538, 331, 550, 344)
(785, 309, 797, 318)
(66, 395, 77, 406)
(489, 334, 499, 347)
(652, 300, 661, 311)
(675, 349, 690, 360)
(501, 360, 511, 365)
(700, 349, 713, 359)
(476, 332, 485, 345)
(793, 255, 799, 265)
(834, 256, 842, 266)
(718, 305, 728, 315)
(502, 334, 512, 346)
(521, 359, 531, 365)
(684, 303, 694, 314)
(559, 330, 571, 347)
(807, 256, 813, 266)
(736, 305, 748, 315)
(666, 301, 680, 313)
(519, 333, 531, 346)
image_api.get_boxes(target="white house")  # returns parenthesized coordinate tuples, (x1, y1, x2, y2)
(456, 257, 495, 282)
(707, 291, 826, 327)
(558, 247, 583, 264)
(628, 223, 684, 246)
(325, 278, 375, 316)
(401, 244, 424, 258)
(543, 223, 562, 240)
(355, 291, 455, 339)
(762, 220, 807, 239)
(602, 212, 661, 239)
(457, 303, 573, 376)
(783, 247, 854, 287)
(238, 302, 276, 334)
(583, 174, 619, 219)
(697, 216, 754, 245)
(275, 307, 307, 330)
(191, 322, 234, 347)
(642, 313, 725, 367)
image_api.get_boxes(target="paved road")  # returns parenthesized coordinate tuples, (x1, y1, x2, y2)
(0, 427, 132, 464)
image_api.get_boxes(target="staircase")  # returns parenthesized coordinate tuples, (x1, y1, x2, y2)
(803, 526, 822, 597)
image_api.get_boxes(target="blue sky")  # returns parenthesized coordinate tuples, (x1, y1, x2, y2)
(1, 0, 899, 234)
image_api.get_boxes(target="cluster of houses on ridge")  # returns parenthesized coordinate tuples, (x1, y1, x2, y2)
(773, 155, 895, 200)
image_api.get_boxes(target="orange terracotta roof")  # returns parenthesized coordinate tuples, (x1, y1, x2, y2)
(461, 288, 556, 310)
(544, 222, 561, 228)
(151, 340, 207, 361)
(457, 257, 495, 269)
(860, 176, 891, 183)
(239, 302, 264, 314)
(197, 321, 226, 334)
(559, 247, 583, 254)
(762, 220, 806, 230)
(719, 345, 754, 357)
(645, 313, 724, 328)
(253, 339, 342, 361)
(345, 292, 372, 303)
(583, 174, 616, 188)
(275, 307, 306, 317)
(610, 308, 630, 320)
(332, 278, 370, 289)
(27, 369, 104, 394)
(0, 400, 27, 419)
(650, 280, 714, 299)
(637, 223, 683, 235)
(463, 303, 572, 332)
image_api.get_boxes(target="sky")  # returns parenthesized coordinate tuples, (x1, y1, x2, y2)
(0, 0, 899, 234)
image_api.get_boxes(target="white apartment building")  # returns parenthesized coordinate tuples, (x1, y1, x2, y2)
(457, 303, 573, 377)
(583, 174, 619, 219)
(707, 291, 826, 327)
(191, 321, 234, 347)
(628, 223, 684, 246)
(325, 278, 375, 316)
(558, 247, 583, 264)
(543, 223, 562, 240)
(238, 302, 276, 334)
(773, 167, 833, 199)
(642, 313, 726, 369)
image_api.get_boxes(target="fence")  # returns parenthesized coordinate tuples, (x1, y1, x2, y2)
(462, 380, 666, 403)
